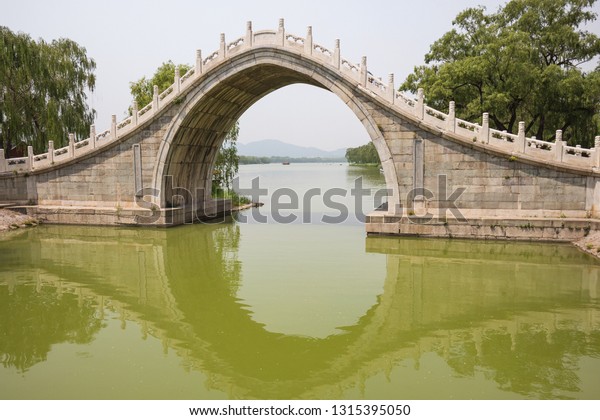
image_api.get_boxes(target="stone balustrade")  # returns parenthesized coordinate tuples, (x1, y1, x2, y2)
(1, 19, 598, 175)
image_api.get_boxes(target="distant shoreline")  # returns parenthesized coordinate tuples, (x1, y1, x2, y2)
(239, 156, 346, 165)
(348, 163, 380, 167)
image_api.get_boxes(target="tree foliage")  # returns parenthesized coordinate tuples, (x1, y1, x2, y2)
(400, 0, 600, 146)
(239, 156, 273, 164)
(213, 122, 240, 192)
(129, 60, 191, 109)
(0, 26, 96, 156)
(345, 142, 380, 164)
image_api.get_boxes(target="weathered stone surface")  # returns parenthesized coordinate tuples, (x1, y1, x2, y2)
(366, 212, 599, 242)
(0, 23, 598, 231)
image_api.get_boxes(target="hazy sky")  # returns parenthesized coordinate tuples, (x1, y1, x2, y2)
(2, 0, 598, 150)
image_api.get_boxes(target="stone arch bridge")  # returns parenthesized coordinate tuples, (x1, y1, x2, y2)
(1, 20, 600, 238)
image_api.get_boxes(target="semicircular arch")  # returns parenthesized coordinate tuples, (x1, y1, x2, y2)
(152, 48, 399, 213)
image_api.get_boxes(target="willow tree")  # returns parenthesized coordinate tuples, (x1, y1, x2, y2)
(401, 0, 600, 146)
(212, 121, 240, 193)
(0, 26, 96, 156)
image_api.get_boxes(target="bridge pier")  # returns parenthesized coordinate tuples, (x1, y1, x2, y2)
(12, 198, 232, 227)
(366, 212, 600, 242)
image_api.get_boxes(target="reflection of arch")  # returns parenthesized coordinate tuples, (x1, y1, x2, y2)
(152, 48, 398, 212)
(2, 226, 599, 398)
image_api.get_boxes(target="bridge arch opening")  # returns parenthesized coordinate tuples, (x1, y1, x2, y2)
(152, 50, 399, 220)
(237, 83, 370, 153)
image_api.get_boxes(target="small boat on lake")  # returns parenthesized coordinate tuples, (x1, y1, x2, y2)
(282, 161, 290, 165)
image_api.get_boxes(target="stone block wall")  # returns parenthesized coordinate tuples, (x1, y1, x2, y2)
(0, 176, 29, 203)
(363, 97, 594, 219)
(30, 109, 176, 209)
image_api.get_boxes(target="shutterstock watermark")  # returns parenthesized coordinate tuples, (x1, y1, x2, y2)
(134, 174, 466, 224)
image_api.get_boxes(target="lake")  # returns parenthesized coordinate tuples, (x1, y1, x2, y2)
(0, 163, 599, 399)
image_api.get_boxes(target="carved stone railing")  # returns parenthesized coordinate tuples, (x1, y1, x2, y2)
(180, 67, 195, 84)
(138, 102, 153, 117)
(286, 34, 304, 46)
(227, 37, 245, 52)
(202, 50, 219, 66)
(1, 19, 599, 174)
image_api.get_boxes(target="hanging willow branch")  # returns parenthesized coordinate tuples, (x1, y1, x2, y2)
(0, 26, 96, 156)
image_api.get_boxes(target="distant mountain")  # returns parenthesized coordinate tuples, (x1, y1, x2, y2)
(238, 139, 347, 158)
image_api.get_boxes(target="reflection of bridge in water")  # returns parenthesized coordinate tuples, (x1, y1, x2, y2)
(1, 225, 599, 399)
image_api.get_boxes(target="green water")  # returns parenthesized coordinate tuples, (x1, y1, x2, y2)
(0, 164, 599, 399)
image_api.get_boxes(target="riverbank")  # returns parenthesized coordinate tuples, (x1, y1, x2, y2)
(0, 208, 39, 232)
(573, 231, 600, 259)
(231, 202, 263, 212)
(348, 163, 380, 167)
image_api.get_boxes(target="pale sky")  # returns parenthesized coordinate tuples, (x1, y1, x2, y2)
(2, 0, 598, 150)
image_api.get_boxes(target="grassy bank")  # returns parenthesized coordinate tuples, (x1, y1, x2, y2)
(349, 163, 380, 167)
(212, 189, 252, 207)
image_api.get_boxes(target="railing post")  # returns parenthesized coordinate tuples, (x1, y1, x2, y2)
(0, 149, 6, 172)
(90, 124, 96, 149)
(387, 74, 395, 104)
(48, 140, 54, 164)
(131, 102, 138, 127)
(479, 112, 489, 143)
(304, 26, 313, 55)
(174, 67, 180, 94)
(195, 49, 203, 76)
(360, 56, 367, 87)
(219, 33, 226, 58)
(514, 121, 525, 153)
(333, 39, 340, 69)
(27, 145, 34, 170)
(68, 133, 75, 158)
(245, 21, 253, 47)
(415, 88, 425, 120)
(594, 136, 600, 168)
(277, 18, 285, 46)
(554, 130, 564, 162)
(447, 101, 456, 132)
(153, 85, 159, 111)
(111, 115, 117, 139)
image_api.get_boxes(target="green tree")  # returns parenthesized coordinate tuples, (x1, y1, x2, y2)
(0, 26, 96, 156)
(345, 142, 380, 164)
(400, 0, 600, 146)
(129, 60, 191, 109)
(212, 121, 240, 192)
